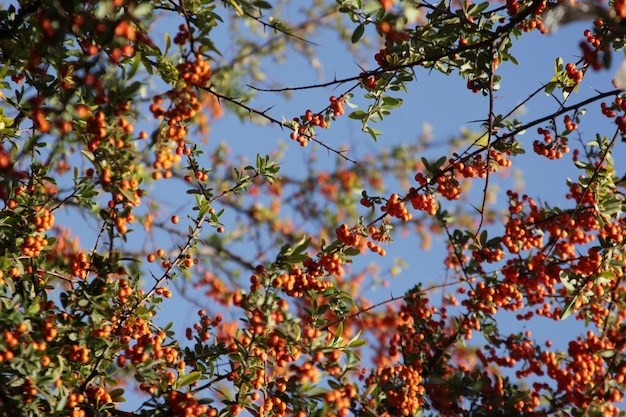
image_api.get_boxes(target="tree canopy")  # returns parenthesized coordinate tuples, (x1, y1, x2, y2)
(1, 0, 626, 416)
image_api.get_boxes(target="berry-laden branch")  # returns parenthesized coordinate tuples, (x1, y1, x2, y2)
(201, 85, 362, 166)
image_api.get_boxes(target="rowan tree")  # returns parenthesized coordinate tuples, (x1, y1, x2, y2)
(1, 0, 626, 416)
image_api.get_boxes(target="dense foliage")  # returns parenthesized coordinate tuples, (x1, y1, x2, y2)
(1, 0, 626, 416)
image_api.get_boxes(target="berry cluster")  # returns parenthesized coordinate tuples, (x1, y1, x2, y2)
(533, 127, 569, 159)
(407, 188, 438, 216)
(19, 206, 55, 257)
(318, 252, 345, 276)
(360, 73, 380, 90)
(33, 206, 55, 232)
(566, 181, 596, 206)
(149, 55, 213, 179)
(583, 29, 602, 49)
(565, 62, 583, 84)
(335, 223, 363, 247)
(374, 47, 392, 69)
(174, 24, 191, 45)
(579, 41, 602, 71)
(123, 331, 178, 367)
(382, 193, 412, 221)
(434, 174, 462, 201)
(85, 385, 112, 406)
(167, 391, 210, 417)
(366, 365, 424, 416)
(68, 345, 90, 364)
(601, 96, 626, 132)
(563, 115, 577, 131)
(20, 234, 48, 257)
(472, 246, 506, 264)
(178, 54, 212, 88)
(505, 0, 520, 15)
(290, 96, 346, 146)
(366, 225, 389, 256)
(329, 95, 345, 117)
(378, 20, 410, 45)
(599, 220, 626, 245)
(324, 385, 357, 417)
(271, 263, 333, 297)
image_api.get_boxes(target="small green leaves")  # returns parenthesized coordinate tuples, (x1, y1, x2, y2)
(254, 153, 281, 185)
(276, 235, 311, 266)
(231, 154, 279, 193)
(349, 95, 404, 141)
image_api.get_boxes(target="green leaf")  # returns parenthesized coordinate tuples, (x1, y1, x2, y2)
(26, 296, 40, 315)
(351, 23, 365, 43)
(119, 188, 136, 203)
(544, 81, 557, 96)
(348, 331, 366, 348)
(253, 0, 272, 8)
(164, 33, 171, 55)
(109, 388, 126, 402)
(559, 271, 576, 293)
(132, 2, 153, 17)
(349, 110, 367, 120)
(467, 1, 490, 16)
(365, 126, 381, 142)
(554, 57, 564, 73)
(598, 271, 616, 280)
(128, 51, 142, 78)
(348, 338, 367, 348)
(598, 349, 616, 358)
(559, 295, 578, 320)
(381, 96, 403, 109)
(343, 247, 360, 256)
(293, 235, 310, 253)
(227, 0, 244, 16)
(286, 254, 310, 263)
(177, 371, 202, 388)
(362, 2, 382, 15)
(335, 321, 343, 340)
(304, 387, 330, 397)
